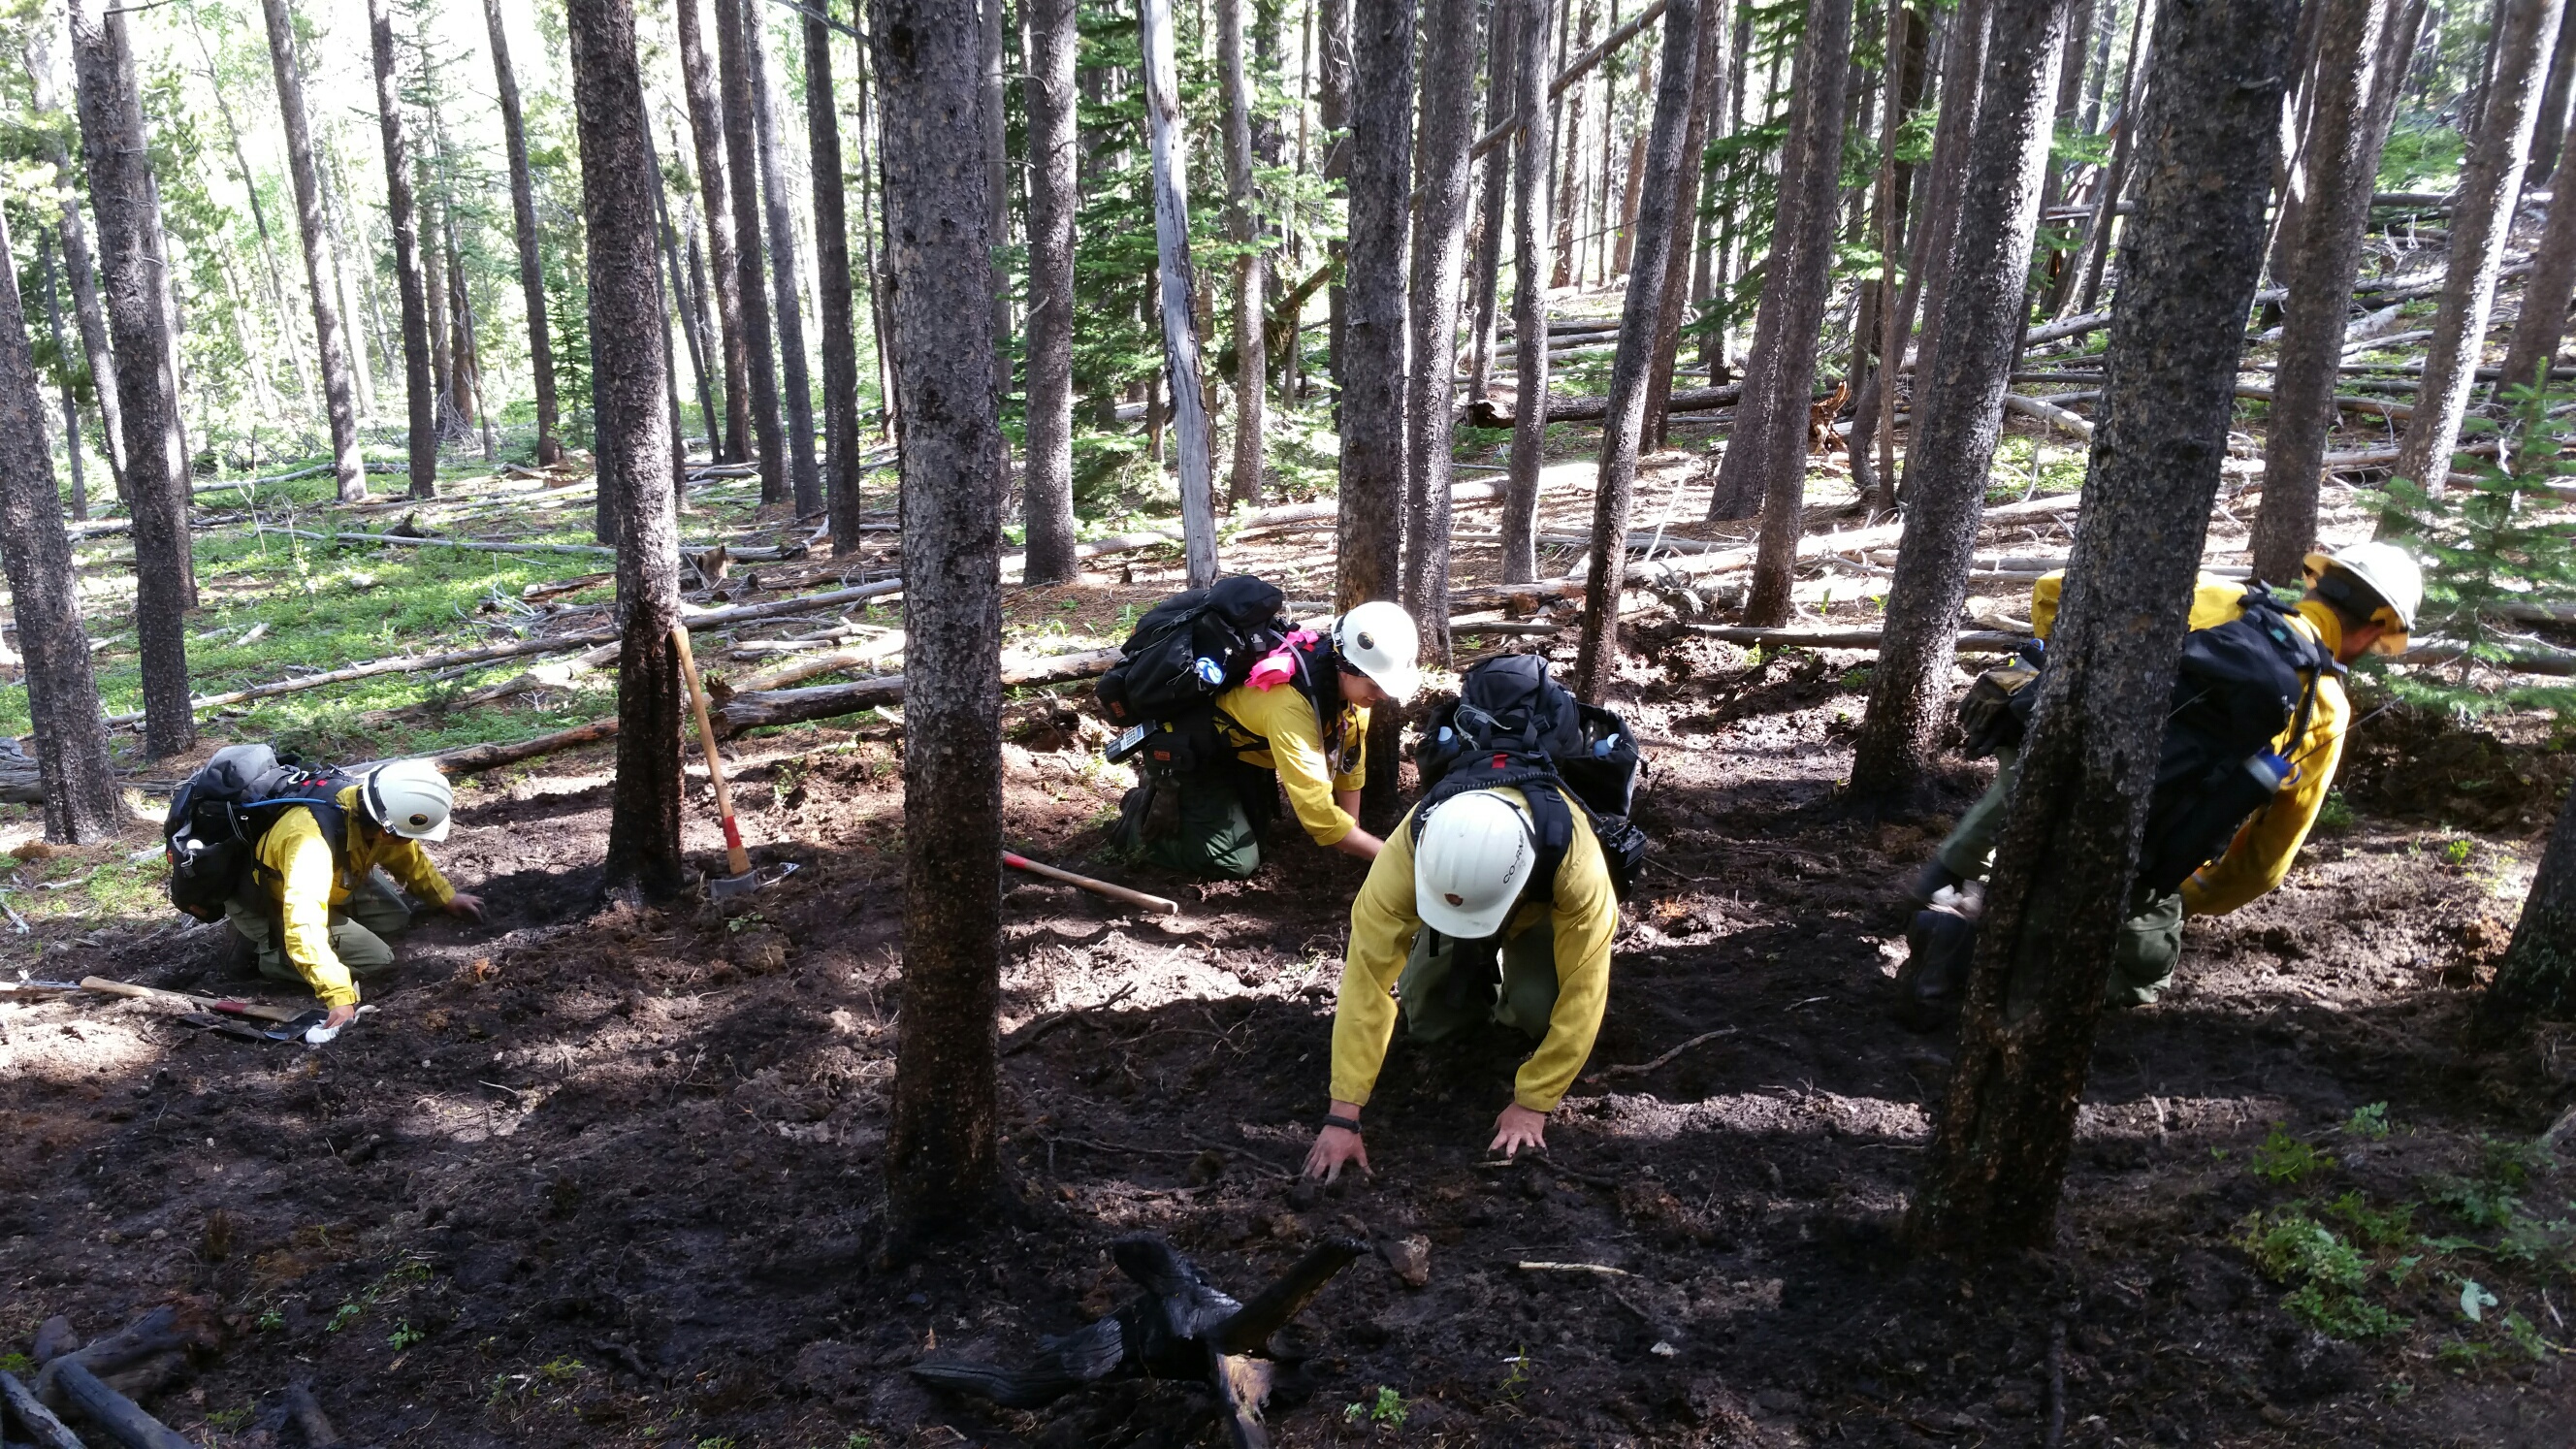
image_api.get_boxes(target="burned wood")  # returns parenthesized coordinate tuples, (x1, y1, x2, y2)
(43, 1359, 191, 1449)
(0, 1369, 82, 1449)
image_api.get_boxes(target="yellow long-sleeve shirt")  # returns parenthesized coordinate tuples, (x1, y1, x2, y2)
(1330, 788, 1619, 1112)
(1216, 680, 1368, 846)
(2028, 572, 2350, 918)
(254, 784, 456, 1007)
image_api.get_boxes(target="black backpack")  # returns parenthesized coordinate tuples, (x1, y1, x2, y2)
(164, 745, 354, 922)
(1411, 654, 1650, 903)
(2131, 585, 2343, 893)
(1096, 576, 1295, 728)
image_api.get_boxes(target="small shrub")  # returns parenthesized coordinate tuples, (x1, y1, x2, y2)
(2443, 838, 2474, 865)
(2324, 1190, 2414, 1249)
(2317, 791, 2357, 831)
(2343, 1102, 2392, 1140)
(388, 1323, 425, 1351)
(2252, 1124, 2334, 1185)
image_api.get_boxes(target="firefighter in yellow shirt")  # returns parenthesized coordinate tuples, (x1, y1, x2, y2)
(1303, 786, 1620, 1180)
(226, 759, 484, 1028)
(1909, 542, 2420, 1005)
(1118, 602, 1421, 879)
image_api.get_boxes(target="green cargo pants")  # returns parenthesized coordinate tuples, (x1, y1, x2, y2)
(1397, 924, 1561, 1043)
(1114, 772, 1263, 880)
(225, 869, 415, 986)
(1929, 746, 2189, 1008)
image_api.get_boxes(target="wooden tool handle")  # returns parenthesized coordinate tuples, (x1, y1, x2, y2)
(671, 625, 753, 877)
(80, 977, 305, 1023)
(1002, 852, 1180, 916)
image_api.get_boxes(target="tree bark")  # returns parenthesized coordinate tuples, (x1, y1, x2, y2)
(2391, 0, 2565, 497)
(2250, 0, 2391, 584)
(2532, 0, 2576, 184)
(0, 210, 120, 843)
(1401, 0, 1484, 666)
(1706, 0, 1853, 629)
(677, 0, 755, 465)
(69, 0, 192, 759)
(29, 51, 126, 504)
(807, 3, 866, 551)
(259, 0, 366, 502)
(1893, 0, 1993, 475)
(743, 0, 825, 517)
(713, 0, 791, 503)
(871, 0, 1008, 1240)
(567, 0, 688, 898)
(1502, 0, 1560, 584)
(483, 0, 561, 465)
(1338, 0, 1417, 611)
(1642, 0, 1727, 453)
(2067, 0, 2146, 316)
(1845, 0, 2069, 805)
(1848, 0, 1923, 505)
(1907, 0, 2296, 1255)
(1221, 0, 1269, 506)
(37, 238, 88, 522)
(366, 0, 437, 503)
(1550, 1, 1598, 289)
(1467, 0, 1522, 401)
(1140, 0, 1221, 588)
(2499, 100, 2576, 405)
(2486, 779, 2576, 1023)
(652, 138, 719, 459)
(446, 239, 499, 463)
(1573, 0, 1701, 699)
(983, 0, 1013, 387)
(316, 132, 379, 422)
(1022, 0, 1080, 583)
(1320, 0, 1353, 393)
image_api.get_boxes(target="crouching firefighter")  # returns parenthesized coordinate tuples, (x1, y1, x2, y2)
(1100, 576, 1421, 879)
(1304, 655, 1647, 1180)
(1894, 541, 2420, 1021)
(165, 749, 485, 1029)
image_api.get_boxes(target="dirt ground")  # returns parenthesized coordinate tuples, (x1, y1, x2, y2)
(4, 588, 2573, 1447)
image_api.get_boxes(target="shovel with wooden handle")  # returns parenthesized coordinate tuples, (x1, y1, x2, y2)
(671, 624, 758, 896)
(80, 976, 307, 1023)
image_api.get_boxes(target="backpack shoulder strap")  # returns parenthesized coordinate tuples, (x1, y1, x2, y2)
(1409, 763, 1577, 899)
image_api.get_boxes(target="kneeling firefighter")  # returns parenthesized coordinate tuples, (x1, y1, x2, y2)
(1102, 577, 1421, 880)
(1304, 655, 1645, 1181)
(1898, 541, 2419, 1015)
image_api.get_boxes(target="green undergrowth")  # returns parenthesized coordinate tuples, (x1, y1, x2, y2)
(2229, 1109, 2575, 1374)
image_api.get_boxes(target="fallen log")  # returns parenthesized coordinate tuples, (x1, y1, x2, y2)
(277, 527, 617, 559)
(2001, 394, 2095, 438)
(711, 648, 1124, 735)
(1652, 491, 2085, 581)
(42, 1360, 192, 1449)
(2020, 310, 2112, 348)
(0, 1370, 82, 1449)
(1680, 625, 2032, 652)
(429, 717, 624, 776)
(102, 580, 906, 726)
(1467, 383, 1741, 430)
(2231, 383, 2415, 419)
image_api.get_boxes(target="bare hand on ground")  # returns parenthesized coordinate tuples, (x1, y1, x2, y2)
(1303, 1124, 1370, 1182)
(445, 893, 486, 922)
(324, 1003, 358, 1030)
(1489, 1103, 1548, 1160)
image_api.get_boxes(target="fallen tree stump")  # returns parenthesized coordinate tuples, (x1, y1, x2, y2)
(913, 1233, 1366, 1448)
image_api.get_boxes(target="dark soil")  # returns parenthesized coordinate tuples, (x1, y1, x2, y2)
(4, 628, 2573, 1449)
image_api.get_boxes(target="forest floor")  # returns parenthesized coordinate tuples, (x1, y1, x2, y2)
(4, 271, 2576, 1444)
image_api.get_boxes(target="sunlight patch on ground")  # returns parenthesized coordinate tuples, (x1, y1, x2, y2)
(1569, 1087, 1931, 1145)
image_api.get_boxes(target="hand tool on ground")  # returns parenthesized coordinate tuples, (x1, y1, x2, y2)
(0, 980, 83, 994)
(80, 976, 306, 1022)
(672, 623, 759, 898)
(1002, 852, 1181, 916)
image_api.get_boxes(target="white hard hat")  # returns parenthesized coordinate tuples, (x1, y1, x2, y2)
(364, 758, 455, 842)
(1414, 789, 1537, 939)
(2304, 541, 2423, 653)
(1333, 600, 1422, 704)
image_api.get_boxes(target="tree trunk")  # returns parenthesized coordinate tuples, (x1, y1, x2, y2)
(1401, 0, 1484, 667)
(0, 210, 120, 844)
(420, 178, 457, 441)
(69, 0, 192, 760)
(483, 0, 562, 466)
(1221, 0, 1269, 506)
(983, 0, 1013, 390)
(1845, 0, 2070, 806)
(713, 0, 791, 503)
(1339, 0, 1417, 612)
(259, 0, 367, 502)
(29, 56, 127, 505)
(2496, 121, 2576, 403)
(366, 0, 437, 503)
(2532, 0, 2576, 184)
(1894, 0, 1993, 471)
(1467, 0, 1522, 401)
(1704, 0, 1853, 597)
(1552, 1, 1598, 287)
(2486, 778, 2576, 1022)
(1501, 0, 1560, 584)
(1643, 0, 1728, 453)
(316, 134, 379, 423)
(564, 0, 688, 899)
(677, 0, 755, 465)
(1848, 0, 1921, 505)
(1906, 0, 2296, 1255)
(2250, 0, 2391, 584)
(1140, 0, 1221, 588)
(1321, 0, 1354, 394)
(870, 0, 1009, 1240)
(1573, 0, 1700, 699)
(652, 141, 720, 458)
(446, 239, 499, 463)
(2391, 0, 2565, 498)
(807, 4, 866, 551)
(1022, 0, 1080, 583)
(2067, 0, 2147, 315)
(743, 0, 825, 517)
